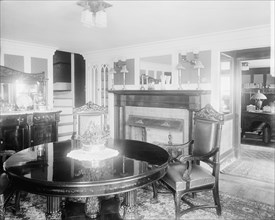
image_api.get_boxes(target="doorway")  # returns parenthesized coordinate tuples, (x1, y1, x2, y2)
(222, 47, 272, 151)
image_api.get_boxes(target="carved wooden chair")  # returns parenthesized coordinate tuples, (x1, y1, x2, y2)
(160, 104, 224, 220)
(72, 101, 108, 140)
(65, 102, 109, 218)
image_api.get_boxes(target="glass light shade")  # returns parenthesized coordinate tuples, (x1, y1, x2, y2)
(120, 65, 128, 73)
(251, 90, 267, 100)
(95, 10, 107, 28)
(81, 9, 95, 28)
(194, 60, 205, 69)
(108, 68, 116, 75)
(176, 62, 185, 70)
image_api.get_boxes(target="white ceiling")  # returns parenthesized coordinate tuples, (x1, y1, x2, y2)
(0, 1, 272, 54)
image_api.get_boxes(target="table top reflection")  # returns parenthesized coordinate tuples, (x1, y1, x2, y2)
(4, 139, 169, 197)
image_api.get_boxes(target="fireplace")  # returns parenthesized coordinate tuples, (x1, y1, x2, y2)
(109, 90, 211, 144)
(126, 108, 187, 145)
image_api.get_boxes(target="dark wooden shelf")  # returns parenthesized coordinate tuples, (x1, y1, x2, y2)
(242, 88, 275, 94)
(109, 90, 211, 96)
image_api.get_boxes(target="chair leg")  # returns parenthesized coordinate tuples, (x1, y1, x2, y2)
(174, 192, 181, 220)
(212, 186, 221, 215)
(152, 182, 158, 200)
(14, 191, 21, 214)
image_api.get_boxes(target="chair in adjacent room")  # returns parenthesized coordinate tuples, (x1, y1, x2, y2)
(160, 104, 224, 220)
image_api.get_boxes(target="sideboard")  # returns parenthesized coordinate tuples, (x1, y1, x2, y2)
(0, 110, 61, 152)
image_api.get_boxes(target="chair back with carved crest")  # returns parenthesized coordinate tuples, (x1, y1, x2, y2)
(192, 104, 224, 158)
(72, 102, 108, 139)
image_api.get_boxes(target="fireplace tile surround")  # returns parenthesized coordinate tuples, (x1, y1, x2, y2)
(126, 109, 187, 144)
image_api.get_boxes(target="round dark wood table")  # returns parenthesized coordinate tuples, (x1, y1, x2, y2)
(4, 139, 169, 219)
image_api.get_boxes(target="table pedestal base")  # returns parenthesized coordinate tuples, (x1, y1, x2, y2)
(85, 197, 100, 219)
(120, 190, 142, 220)
(45, 196, 62, 220)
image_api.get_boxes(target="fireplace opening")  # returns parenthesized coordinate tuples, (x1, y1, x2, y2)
(124, 107, 189, 145)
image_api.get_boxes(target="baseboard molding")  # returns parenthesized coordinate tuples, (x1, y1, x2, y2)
(220, 149, 236, 172)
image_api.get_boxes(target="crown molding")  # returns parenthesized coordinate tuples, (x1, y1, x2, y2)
(0, 38, 57, 57)
(83, 25, 271, 62)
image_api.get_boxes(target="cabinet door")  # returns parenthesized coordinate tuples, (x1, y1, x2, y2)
(31, 123, 57, 146)
(0, 126, 27, 151)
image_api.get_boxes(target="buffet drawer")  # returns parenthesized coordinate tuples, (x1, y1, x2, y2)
(0, 114, 28, 126)
(33, 112, 57, 124)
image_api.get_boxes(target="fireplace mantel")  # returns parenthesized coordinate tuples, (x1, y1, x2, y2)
(109, 90, 211, 111)
(110, 90, 210, 95)
(109, 90, 211, 139)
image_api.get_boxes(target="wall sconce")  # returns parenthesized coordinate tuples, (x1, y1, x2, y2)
(114, 60, 127, 72)
(179, 51, 200, 66)
(178, 51, 204, 90)
(114, 59, 128, 90)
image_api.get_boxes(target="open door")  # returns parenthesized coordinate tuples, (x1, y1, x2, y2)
(220, 47, 271, 164)
(219, 53, 238, 164)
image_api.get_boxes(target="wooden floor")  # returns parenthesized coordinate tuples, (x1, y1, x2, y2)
(220, 143, 274, 206)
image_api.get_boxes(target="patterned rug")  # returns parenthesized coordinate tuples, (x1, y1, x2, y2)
(4, 188, 275, 220)
(221, 145, 275, 184)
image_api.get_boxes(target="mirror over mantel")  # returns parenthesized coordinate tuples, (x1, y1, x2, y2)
(139, 54, 172, 90)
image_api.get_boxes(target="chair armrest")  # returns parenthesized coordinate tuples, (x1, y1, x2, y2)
(193, 148, 219, 162)
(167, 140, 194, 162)
(171, 155, 194, 181)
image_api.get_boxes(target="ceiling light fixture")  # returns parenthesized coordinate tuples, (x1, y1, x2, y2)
(77, 0, 112, 28)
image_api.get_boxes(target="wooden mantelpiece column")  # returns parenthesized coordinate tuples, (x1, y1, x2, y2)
(109, 90, 211, 140)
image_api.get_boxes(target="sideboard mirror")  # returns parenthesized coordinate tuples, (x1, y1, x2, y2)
(0, 66, 47, 112)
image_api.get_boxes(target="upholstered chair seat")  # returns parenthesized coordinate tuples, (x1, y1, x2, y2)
(163, 163, 215, 191)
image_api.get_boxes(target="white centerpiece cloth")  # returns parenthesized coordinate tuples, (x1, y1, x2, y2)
(67, 147, 119, 161)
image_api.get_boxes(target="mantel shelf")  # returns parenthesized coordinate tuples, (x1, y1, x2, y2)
(109, 90, 211, 96)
